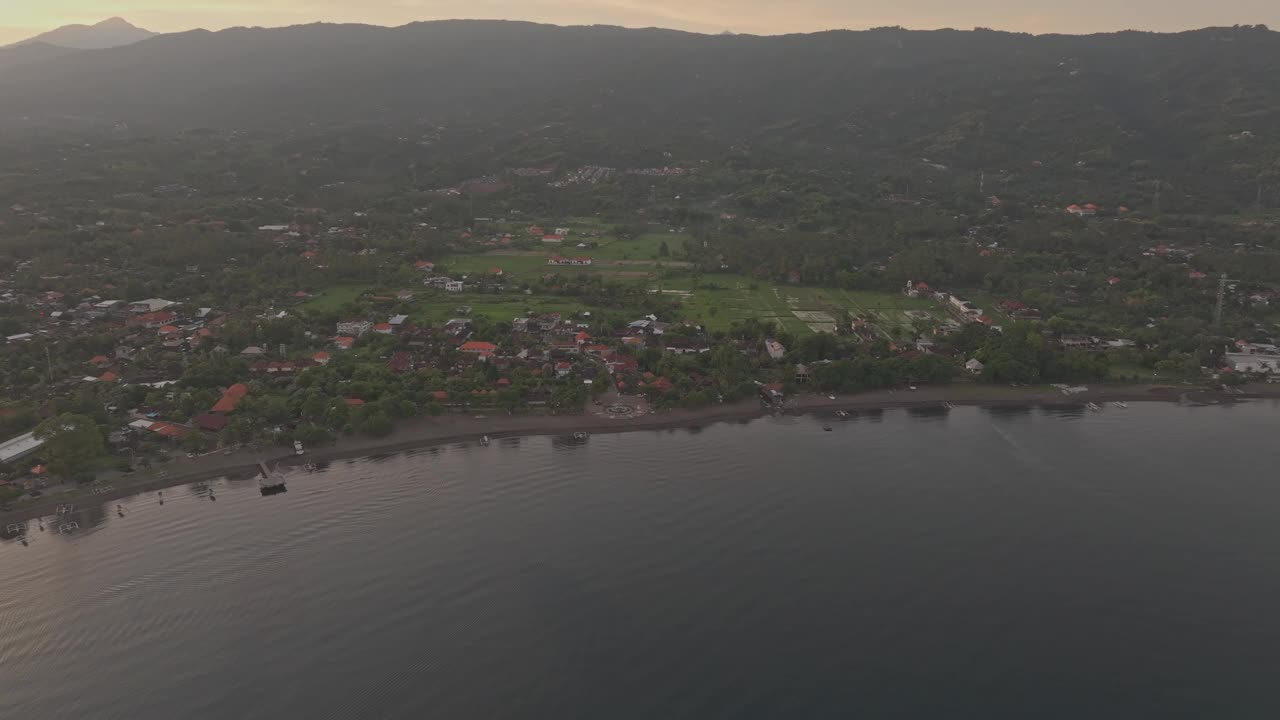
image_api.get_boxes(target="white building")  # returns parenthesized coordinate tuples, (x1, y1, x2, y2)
(1225, 353, 1280, 374)
(336, 320, 373, 337)
(129, 298, 176, 313)
(965, 358, 985, 374)
(765, 339, 786, 360)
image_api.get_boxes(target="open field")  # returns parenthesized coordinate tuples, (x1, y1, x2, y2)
(404, 294, 588, 325)
(667, 276, 946, 335)
(590, 232, 690, 260)
(299, 283, 373, 312)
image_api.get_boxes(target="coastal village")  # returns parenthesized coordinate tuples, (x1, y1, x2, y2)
(4, 162, 1280, 511)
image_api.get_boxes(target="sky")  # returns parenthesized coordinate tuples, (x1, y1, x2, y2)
(1, 0, 1278, 45)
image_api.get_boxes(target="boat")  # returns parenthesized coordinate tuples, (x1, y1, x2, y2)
(1112, 401, 1129, 409)
(943, 402, 955, 410)
(836, 410, 849, 418)
(258, 461, 288, 496)
(572, 431, 590, 441)
(823, 425, 833, 432)
(1086, 402, 1102, 412)
(480, 435, 490, 446)
(293, 440, 305, 456)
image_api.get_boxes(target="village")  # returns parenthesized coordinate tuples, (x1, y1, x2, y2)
(4, 161, 1280, 507)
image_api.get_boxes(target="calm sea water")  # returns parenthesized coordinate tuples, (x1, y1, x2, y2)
(4, 402, 1280, 719)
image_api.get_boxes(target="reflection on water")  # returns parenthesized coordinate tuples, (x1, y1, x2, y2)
(906, 405, 951, 420)
(982, 404, 1034, 418)
(4, 404, 1280, 719)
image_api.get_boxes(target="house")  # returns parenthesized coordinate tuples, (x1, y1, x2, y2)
(129, 298, 176, 313)
(241, 346, 266, 357)
(1107, 277, 1121, 286)
(904, 280, 931, 298)
(88, 355, 111, 368)
(1225, 353, 1280, 374)
(665, 337, 710, 354)
(414, 260, 436, 271)
(344, 398, 365, 406)
(388, 352, 413, 373)
(388, 314, 409, 329)
(98, 371, 120, 383)
(512, 317, 530, 333)
(1059, 335, 1097, 349)
(915, 338, 936, 353)
(541, 234, 565, 243)
(765, 339, 786, 360)
(312, 351, 331, 365)
(794, 364, 811, 383)
(445, 281, 465, 293)
(130, 310, 179, 329)
(459, 340, 497, 354)
(547, 255, 593, 266)
(1066, 204, 1097, 217)
(373, 323, 394, 335)
(1188, 271, 1207, 280)
(158, 324, 180, 336)
(555, 361, 572, 377)
(5, 333, 33, 343)
(211, 383, 249, 413)
(965, 358, 985, 374)
(193, 413, 229, 433)
(336, 320, 372, 337)
(0, 431, 45, 465)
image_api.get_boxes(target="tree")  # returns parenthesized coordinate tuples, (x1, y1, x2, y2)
(182, 432, 212, 454)
(658, 241, 670, 258)
(34, 413, 105, 482)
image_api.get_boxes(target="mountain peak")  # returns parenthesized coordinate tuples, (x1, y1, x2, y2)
(6, 17, 156, 50)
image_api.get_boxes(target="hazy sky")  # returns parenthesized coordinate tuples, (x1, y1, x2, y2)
(2, 0, 1277, 45)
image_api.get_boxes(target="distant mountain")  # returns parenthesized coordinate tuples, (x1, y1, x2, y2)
(0, 41, 78, 74)
(0, 20, 1277, 209)
(6, 17, 155, 50)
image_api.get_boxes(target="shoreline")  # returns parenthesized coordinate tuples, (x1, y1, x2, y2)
(7, 382, 1278, 524)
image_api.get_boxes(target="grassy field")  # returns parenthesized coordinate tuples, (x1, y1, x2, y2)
(404, 294, 588, 325)
(665, 277, 945, 335)
(299, 283, 373, 312)
(590, 232, 690, 260)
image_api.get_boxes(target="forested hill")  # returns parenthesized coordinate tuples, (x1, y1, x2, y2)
(1, 21, 1278, 209)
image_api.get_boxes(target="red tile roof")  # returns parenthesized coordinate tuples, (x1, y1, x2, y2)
(211, 383, 249, 413)
(460, 340, 497, 353)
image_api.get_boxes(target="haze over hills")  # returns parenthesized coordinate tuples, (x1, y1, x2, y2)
(5, 17, 156, 50)
(0, 19, 1276, 209)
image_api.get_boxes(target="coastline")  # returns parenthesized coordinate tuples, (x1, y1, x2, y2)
(7, 382, 1278, 523)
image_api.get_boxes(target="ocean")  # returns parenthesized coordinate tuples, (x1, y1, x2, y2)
(3, 402, 1280, 719)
